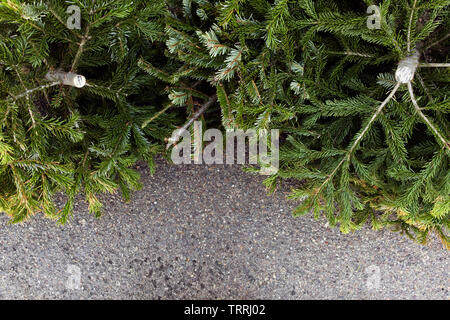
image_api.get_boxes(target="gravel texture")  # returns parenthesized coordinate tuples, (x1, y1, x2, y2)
(0, 157, 448, 299)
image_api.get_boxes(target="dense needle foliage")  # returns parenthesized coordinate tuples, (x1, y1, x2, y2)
(0, 0, 178, 222)
(1, 0, 449, 247)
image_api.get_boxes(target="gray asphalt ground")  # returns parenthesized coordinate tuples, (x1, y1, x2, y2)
(0, 157, 448, 299)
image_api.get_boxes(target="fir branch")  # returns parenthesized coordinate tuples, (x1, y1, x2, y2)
(7, 82, 60, 101)
(314, 82, 402, 196)
(141, 103, 173, 129)
(419, 63, 450, 67)
(407, 81, 450, 151)
(425, 33, 450, 50)
(48, 6, 80, 40)
(407, 0, 419, 53)
(326, 50, 374, 58)
(71, 26, 90, 72)
(166, 94, 217, 149)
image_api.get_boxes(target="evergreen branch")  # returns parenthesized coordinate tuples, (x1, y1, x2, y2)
(407, 0, 418, 53)
(314, 82, 402, 196)
(13, 67, 36, 127)
(425, 33, 450, 50)
(71, 26, 90, 72)
(419, 63, 450, 67)
(343, 82, 402, 155)
(219, 0, 243, 28)
(166, 94, 217, 149)
(8, 164, 33, 215)
(141, 104, 173, 129)
(407, 82, 450, 151)
(326, 50, 374, 58)
(48, 7, 80, 40)
(214, 46, 242, 82)
(7, 82, 60, 101)
(416, 73, 432, 101)
(197, 30, 229, 57)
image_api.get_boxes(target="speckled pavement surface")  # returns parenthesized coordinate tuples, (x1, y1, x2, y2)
(0, 158, 448, 299)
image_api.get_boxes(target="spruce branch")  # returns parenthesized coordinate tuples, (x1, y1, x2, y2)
(326, 50, 374, 58)
(407, 0, 418, 53)
(12, 67, 37, 127)
(141, 103, 173, 129)
(314, 82, 402, 196)
(416, 73, 432, 101)
(425, 33, 450, 50)
(419, 63, 450, 68)
(71, 26, 90, 72)
(166, 94, 217, 149)
(407, 82, 450, 151)
(48, 7, 80, 40)
(8, 82, 60, 101)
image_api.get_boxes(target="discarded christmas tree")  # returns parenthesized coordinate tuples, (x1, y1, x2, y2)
(264, 0, 450, 246)
(0, 0, 178, 222)
(139, 0, 449, 246)
(1, 0, 448, 247)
